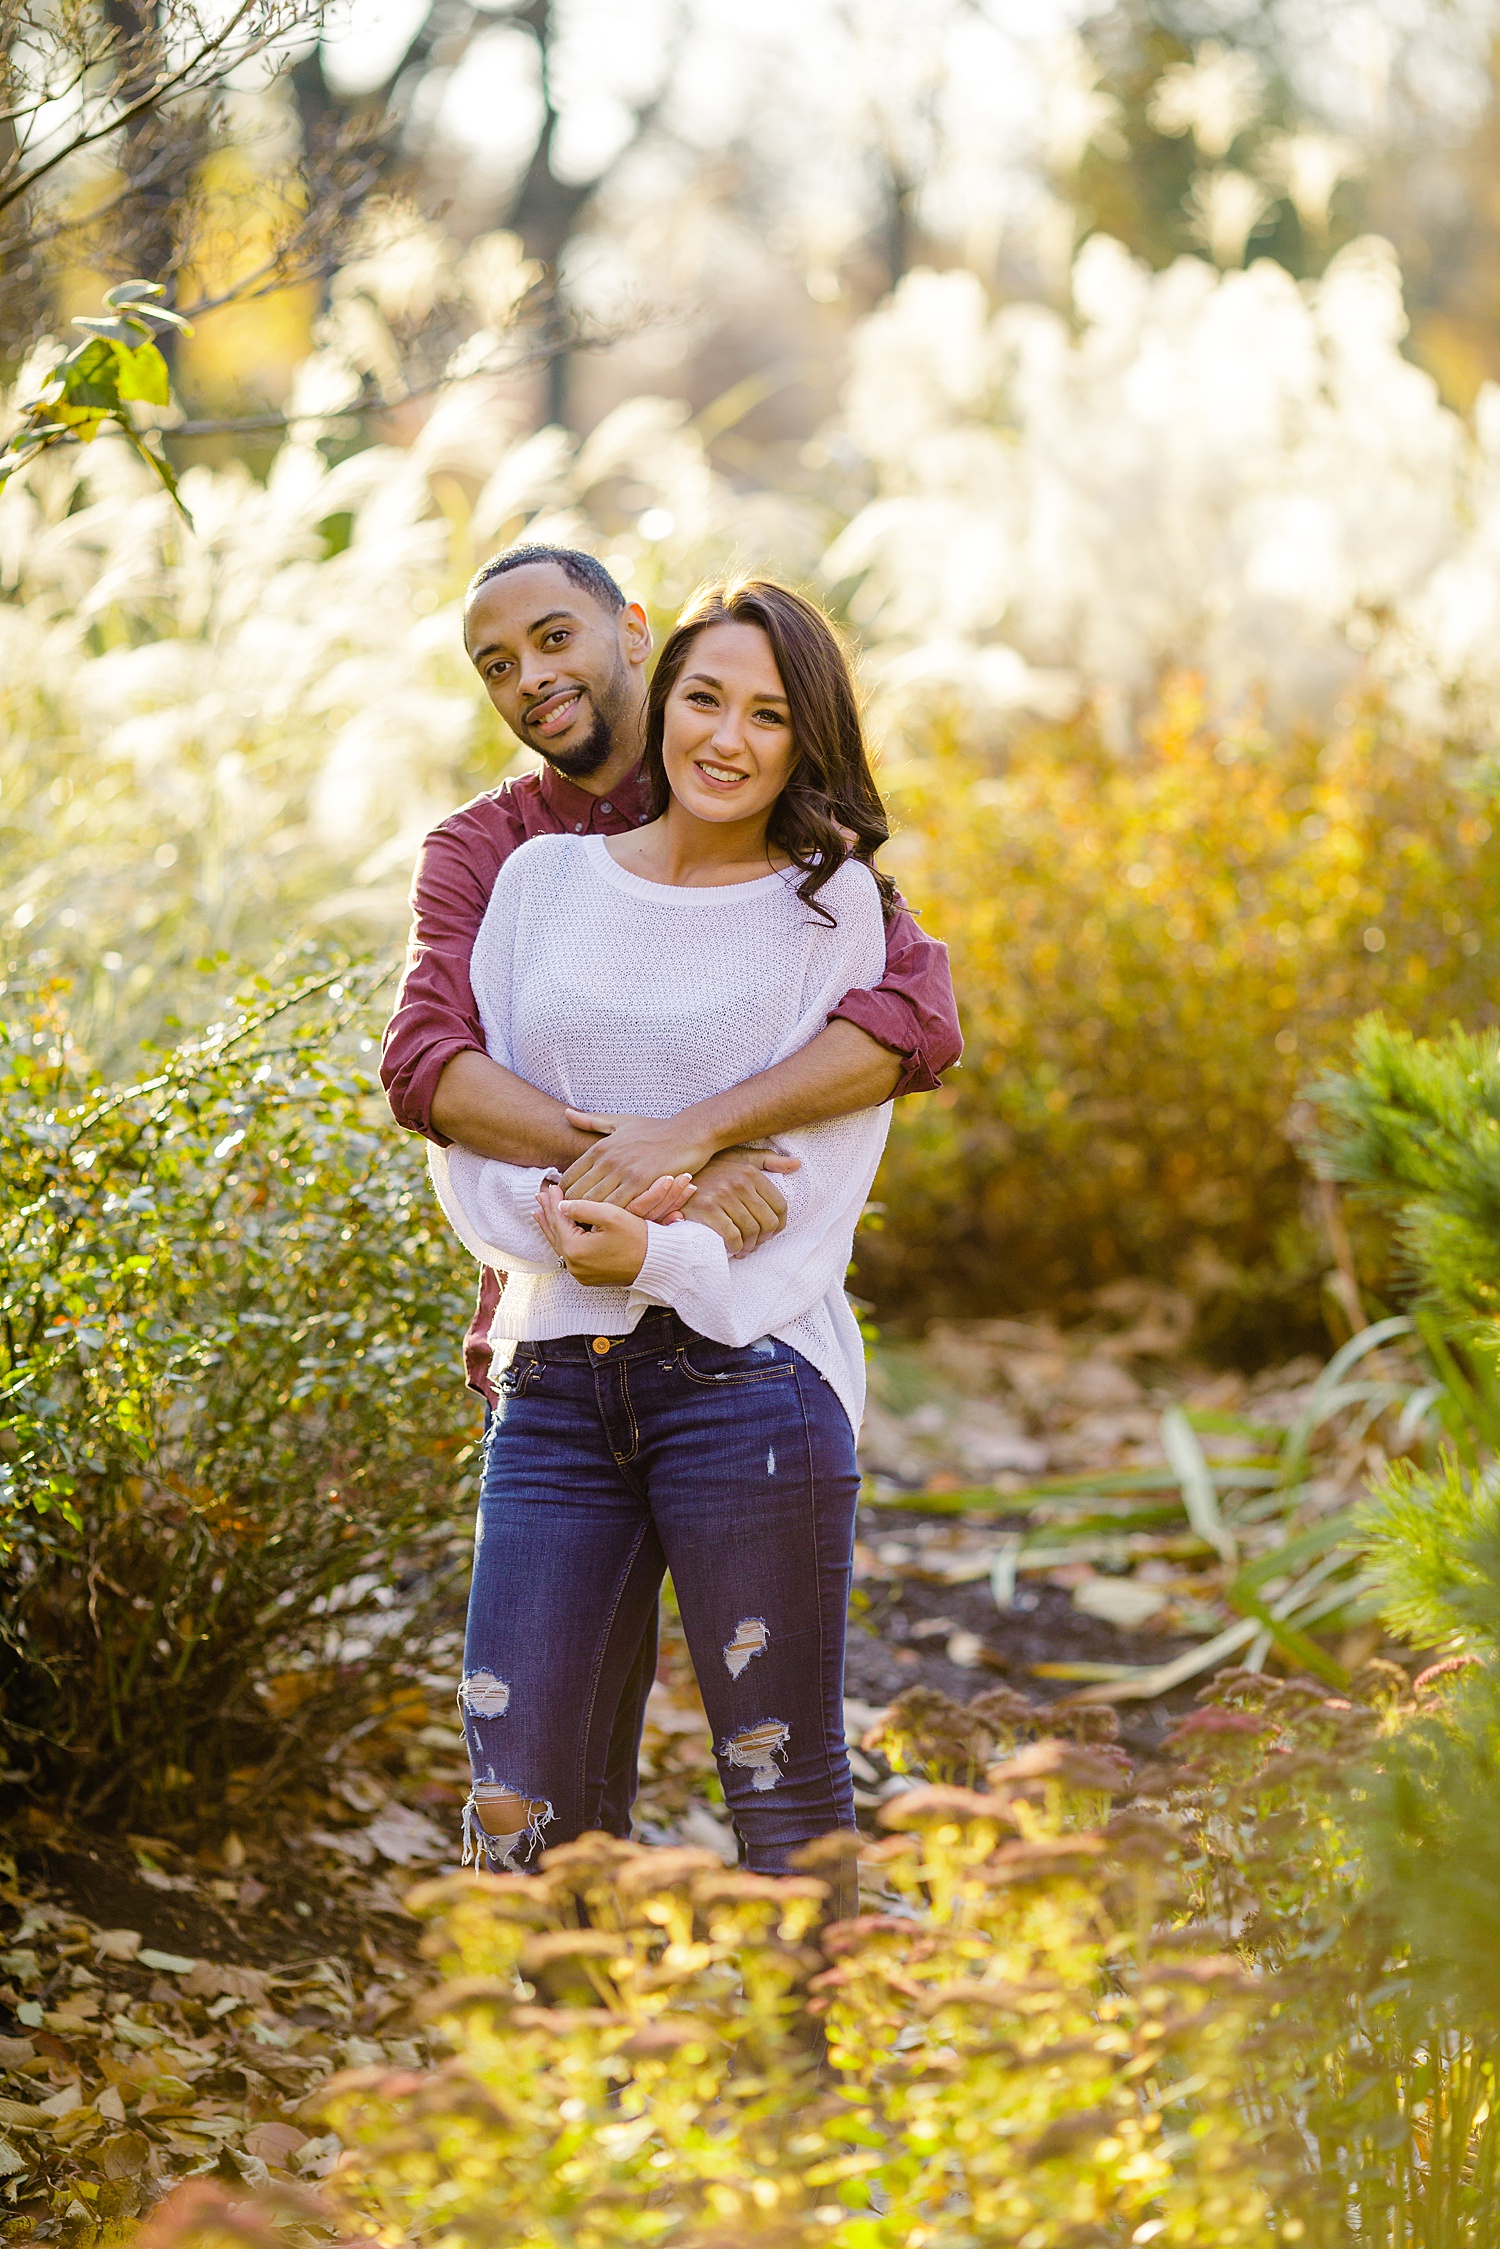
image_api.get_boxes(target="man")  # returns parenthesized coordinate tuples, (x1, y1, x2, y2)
(381, 543, 961, 1845)
(382, 541, 963, 1404)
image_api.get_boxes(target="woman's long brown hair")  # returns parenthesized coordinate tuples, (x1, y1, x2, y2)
(643, 577, 896, 922)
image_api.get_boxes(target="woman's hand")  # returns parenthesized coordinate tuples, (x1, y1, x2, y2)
(536, 1180, 650, 1286)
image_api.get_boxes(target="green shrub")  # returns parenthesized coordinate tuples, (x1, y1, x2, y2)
(860, 684, 1500, 1351)
(0, 965, 476, 1825)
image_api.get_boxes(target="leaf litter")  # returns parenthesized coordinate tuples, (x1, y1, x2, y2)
(0, 1288, 1434, 2237)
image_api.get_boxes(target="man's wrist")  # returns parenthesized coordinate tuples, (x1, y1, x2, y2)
(676, 1099, 741, 1170)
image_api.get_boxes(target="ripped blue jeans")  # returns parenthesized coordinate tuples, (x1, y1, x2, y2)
(458, 1308, 860, 1875)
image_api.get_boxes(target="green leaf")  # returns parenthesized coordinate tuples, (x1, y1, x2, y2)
(70, 314, 155, 348)
(1161, 1403, 1236, 1565)
(119, 429, 193, 527)
(52, 336, 127, 412)
(115, 341, 171, 408)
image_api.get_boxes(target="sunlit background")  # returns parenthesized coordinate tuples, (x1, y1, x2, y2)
(9, 0, 1500, 1336)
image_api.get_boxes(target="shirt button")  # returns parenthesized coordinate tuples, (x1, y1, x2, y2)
(592, 1337, 611, 1356)
(574, 822, 583, 833)
(600, 801, 613, 814)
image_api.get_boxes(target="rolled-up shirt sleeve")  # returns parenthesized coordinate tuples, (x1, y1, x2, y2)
(381, 815, 507, 1143)
(829, 898, 962, 1097)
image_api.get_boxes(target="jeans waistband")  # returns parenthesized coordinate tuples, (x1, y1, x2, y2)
(515, 1309, 692, 1365)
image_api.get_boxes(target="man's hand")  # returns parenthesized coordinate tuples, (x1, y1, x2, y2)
(660, 1148, 794, 1256)
(536, 1182, 650, 1286)
(561, 1110, 799, 1233)
(560, 1112, 719, 1206)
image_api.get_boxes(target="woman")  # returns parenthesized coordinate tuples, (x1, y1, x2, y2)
(429, 577, 901, 1886)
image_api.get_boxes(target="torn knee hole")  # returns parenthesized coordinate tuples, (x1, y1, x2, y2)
(472, 1784, 546, 1837)
(722, 1717, 790, 1792)
(723, 1617, 769, 1678)
(461, 1782, 555, 1872)
(459, 1668, 511, 1719)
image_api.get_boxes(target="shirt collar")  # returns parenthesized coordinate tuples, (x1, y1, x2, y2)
(538, 758, 651, 829)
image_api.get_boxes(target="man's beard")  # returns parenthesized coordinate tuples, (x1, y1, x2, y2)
(537, 701, 615, 780)
(530, 656, 630, 780)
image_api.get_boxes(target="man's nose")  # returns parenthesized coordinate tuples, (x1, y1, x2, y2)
(519, 654, 559, 696)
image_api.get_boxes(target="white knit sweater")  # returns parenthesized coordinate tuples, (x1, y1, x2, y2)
(428, 833, 892, 1433)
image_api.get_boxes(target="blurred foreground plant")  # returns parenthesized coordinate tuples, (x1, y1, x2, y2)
(0, 963, 474, 1824)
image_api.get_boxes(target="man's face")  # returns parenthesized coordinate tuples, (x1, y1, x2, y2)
(464, 563, 649, 781)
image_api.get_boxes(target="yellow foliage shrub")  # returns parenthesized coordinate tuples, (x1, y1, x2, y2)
(862, 681, 1500, 1349)
(317, 1803, 1274, 2249)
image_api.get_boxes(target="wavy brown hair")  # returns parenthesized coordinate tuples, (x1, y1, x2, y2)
(643, 577, 895, 922)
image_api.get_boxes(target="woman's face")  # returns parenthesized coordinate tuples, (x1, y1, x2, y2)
(661, 621, 796, 830)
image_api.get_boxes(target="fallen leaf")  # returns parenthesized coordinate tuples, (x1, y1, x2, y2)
(0, 2036, 35, 2066)
(137, 1949, 197, 1975)
(362, 1805, 447, 1866)
(96, 2131, 151, 2179)
(40, 2084, 83, 2119)
(309, 1826, 375, 1866)
(0, 2134, 25, 2178)
(243, 2122, 308, 2164)
(182, 1962, 271, 2005)
(93, 1929, 143, 1963)
(0, 2095, 54, 2127)
(292, 2131, 342, 2177)
(1072, 1576, 1171, 1629)
(96, 2086, 127, 2123)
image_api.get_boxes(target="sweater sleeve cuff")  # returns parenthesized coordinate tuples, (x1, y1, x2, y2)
(629, 1219, 714, 1310)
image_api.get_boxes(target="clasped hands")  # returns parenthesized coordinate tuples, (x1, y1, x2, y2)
(533, 1108, 799, 1287)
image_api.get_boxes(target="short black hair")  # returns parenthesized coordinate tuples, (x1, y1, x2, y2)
(466, 543, 626, 615)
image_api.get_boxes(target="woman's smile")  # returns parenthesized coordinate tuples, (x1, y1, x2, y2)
(693, 756, 751, 790)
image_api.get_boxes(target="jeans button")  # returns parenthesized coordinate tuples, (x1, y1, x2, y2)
(592, 1336, 611, 1355)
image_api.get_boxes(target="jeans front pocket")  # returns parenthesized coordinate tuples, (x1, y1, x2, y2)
(674, 1334, 794, 1387)
(495, 1350, 542, 1399)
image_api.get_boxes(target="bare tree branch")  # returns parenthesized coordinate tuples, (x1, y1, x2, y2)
(0, 0, 277, 214)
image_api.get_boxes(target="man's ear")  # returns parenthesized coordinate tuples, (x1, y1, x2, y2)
(621, 601, 652, 668)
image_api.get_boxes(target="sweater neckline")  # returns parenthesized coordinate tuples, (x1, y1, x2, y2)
(582, 833, 795, 904)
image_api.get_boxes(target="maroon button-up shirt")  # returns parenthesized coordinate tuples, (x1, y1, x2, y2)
(382, 759, 962, 1398)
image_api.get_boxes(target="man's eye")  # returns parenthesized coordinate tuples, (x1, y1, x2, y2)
(543, 629, 570, 647)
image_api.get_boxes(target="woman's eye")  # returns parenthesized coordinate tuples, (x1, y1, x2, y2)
(686, 690, 717, 707)
(754, 708, 786, 726)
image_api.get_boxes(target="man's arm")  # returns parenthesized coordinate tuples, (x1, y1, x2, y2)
(429, 1049, 595, 1167)
(560, 1019, 902, 1206)
(829, 899, 962, 1096)
(558, 890, 960, 1207)
(381, 807, 597, 1167)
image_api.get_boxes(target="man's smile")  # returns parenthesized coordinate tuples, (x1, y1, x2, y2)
(526, 686, 587, 737)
